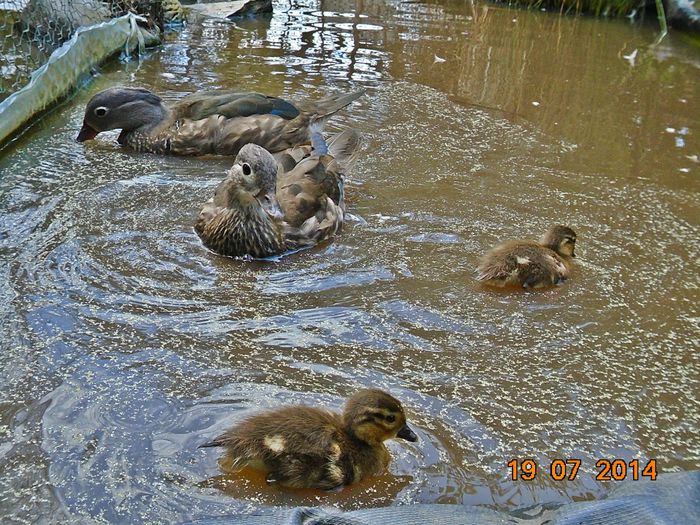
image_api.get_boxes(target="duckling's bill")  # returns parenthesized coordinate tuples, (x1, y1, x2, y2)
(397, 423, 418, 442)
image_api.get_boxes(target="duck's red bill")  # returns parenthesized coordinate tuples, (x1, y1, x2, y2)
(76, 122, 98, 142)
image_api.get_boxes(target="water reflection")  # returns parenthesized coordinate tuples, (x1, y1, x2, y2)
(0, 0, 698, 522)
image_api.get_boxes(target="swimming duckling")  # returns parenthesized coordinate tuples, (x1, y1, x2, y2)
(199, 389, 418, 490)
(476, 225, 577, 289)
(76, 86, 364, 157)
(195, 127, 360, 258)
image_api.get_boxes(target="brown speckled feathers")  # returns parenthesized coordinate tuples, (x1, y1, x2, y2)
(77, 86, 364, 157)
(195, 129, 360, 258)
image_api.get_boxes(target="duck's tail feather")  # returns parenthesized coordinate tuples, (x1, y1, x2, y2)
(307, 89, 365, 123)
(327, 129, 361, 173)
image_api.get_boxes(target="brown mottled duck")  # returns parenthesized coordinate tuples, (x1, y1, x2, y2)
(76, 86, 364, 157)
(194, 127, 360, 258)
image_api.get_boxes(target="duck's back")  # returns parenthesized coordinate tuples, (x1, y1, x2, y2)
(219, 406, 342, 449)
(476, 240, 569, 288)
(119, 95, 307, 156)
(174, 91, 301, 121)
(154, 112, 308, 157)
(214, 406, 351, 489)
(275, 130, 360, 250)
(167, 91, 362, 157)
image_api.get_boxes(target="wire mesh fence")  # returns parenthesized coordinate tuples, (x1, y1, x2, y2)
(0, 0, 179, 101)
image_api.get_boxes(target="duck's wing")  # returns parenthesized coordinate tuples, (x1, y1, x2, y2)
(174, 91, 301, 121)
(277, 153, 345, 244)
(295, 90, 366, 125)
(273, 144, 312, 172)
(170, 92, 362, 156)
(178, 89, 365, 124)
(326, 129, 362, 174)
(274, 129, 361, 249)
(282, 195, 344, 251)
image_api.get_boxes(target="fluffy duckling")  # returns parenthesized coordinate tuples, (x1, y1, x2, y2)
(195, 127, 359, 258)
(76, 86, 364, 157)
(199, 389, 418, 490)
(476, 225, 577, 289)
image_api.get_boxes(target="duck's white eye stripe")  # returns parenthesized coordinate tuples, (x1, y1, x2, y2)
(94, 106, 109, 117)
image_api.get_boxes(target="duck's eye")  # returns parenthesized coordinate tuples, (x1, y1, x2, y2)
(242, 163, 252, 176)
(385, 414, 396, 423)
(94, 106, 109, 118)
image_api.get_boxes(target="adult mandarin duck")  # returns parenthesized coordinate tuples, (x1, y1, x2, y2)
(195, 126, 360, 258)
(76, 86, 364, 156)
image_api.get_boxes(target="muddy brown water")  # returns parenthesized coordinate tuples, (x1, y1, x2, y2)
(0, 0, 698, 522)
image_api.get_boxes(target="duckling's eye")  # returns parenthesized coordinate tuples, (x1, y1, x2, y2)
(385, 414, 396, 423)
(242, 163, 252, 176)
(94, 106, 109, 117)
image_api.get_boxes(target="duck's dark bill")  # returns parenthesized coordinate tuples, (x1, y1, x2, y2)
(76, 122, 98, 142)
(397, 424, 418, 442)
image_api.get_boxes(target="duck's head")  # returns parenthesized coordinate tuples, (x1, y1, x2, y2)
(541, 225, 577, 258)
(76, 87, 168, 142)
(343, 389, 418, 446)
(215, 143, 282, 217)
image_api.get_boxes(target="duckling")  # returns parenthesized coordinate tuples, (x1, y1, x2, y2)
(76, 86, 364, 157)
(199, 389, 418, 490)
(194, 127, 360, 258)
(476, 225, 577, 289)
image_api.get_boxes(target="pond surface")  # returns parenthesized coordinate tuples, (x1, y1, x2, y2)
(0, 0, 699, 522)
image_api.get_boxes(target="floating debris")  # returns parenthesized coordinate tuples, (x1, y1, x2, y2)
(623, 48, 638, 66)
